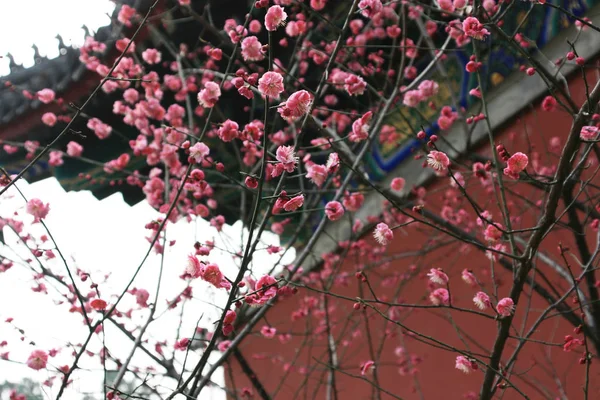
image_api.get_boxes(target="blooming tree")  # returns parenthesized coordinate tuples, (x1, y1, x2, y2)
(1, 0, 600, 399)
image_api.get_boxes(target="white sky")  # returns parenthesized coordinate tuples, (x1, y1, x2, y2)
(0, 0, 115, 76)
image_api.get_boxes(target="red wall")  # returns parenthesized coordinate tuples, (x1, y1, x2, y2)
(225, 71, 600, 399)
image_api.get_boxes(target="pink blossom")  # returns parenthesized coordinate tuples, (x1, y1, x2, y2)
(265, 5, 288, 31)
(403, 90, 422, 107)
(427, 268, 449, 285)
(245, 275, 278, 306)
(26, 199, 50, 223)
(258, 71, 284, 98)
(174, 338, 190, 351)
(496, 297, 515, 317)
(198, 81, 221, 108)
(360, 360, 375, 375)
(455, 356, 476, 374)
(429, 288, 450, 306)
(135, 289, 150, 307)
(241, 36, 265, 61)
(503, 152, 528, 179)
(184, 255, 203, 279)
(261, 326, 277, 338)
(350, 111, 372, 142)
(461, 269, 477, 287)
(278, 90, 312, 121)
(87, 118, 112, 139)
(483, 223, 503, 242)
(373, 223, 393, 245)
(283, 195, 304, 212)
(325, 201, 344, 221)
(217, 340, 232, 352)
(49, 151, 64, 167)
(202, 263, 225, 288)
(473, 292, 491, 310)
(418, 80, 439, 98)
(276, 145, 298, 172)
(118, 5, 136, 26)
(427, 150, 450, 171)
(358, 0, 383, 18)
(41, 112, 57, 127)
(344, 74, 367, 96)
(390, 177, 405, 192)
(343, 192, 364, 212)
(218, 120, 240, 142)
(326, 152, 340, 173)
(189, 142, 210, 164)
(224, 310, 237, 325)
(462, 17, 490, 41)
(580, 126, 599, 141)
(26, 350, 48, 370)
(66, 141, 83, 157)
(37, 88, 55, 104)
(142, 48, 162, 64)
(306, 164, 328, 187)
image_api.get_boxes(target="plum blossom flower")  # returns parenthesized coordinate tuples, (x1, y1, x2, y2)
(360, 360, 375, 375)
(217, 120, 240, 142)
(350, 111, 372, 142)
(403, 90, 422, 107)
(344, 74, 367, 96)
(224, 310, 237, 325)
(306, 164, 328, 187)
(503, 152, 528, 179)
(427, 150, 450, 172)
(184, 255, 203, 279)
(496, 297, 515, 316)
(261, 326, 277, 338)
(90, 299, 108, 311)
(429, 288, 450, 306)
(358, 0, 383, 18)
(41, 112, 57, 127)
(174, 338, 190, 351)
(275, 145, 298, 172)
(241, 36, 265, 62)
(325, 201, 344, 221)
(66, 141, 83, 157)
(26, 350, 48, 370)
(473, 292, 491, 310)
(202, 263, 230, 289)
(26, 199, 50, 223)
(142, 48, 162, 64)
(391, 177, 405, 192)
(462, 17, 490, 41)
(580, 126, 599, 141)
(87, 118, 112, 139)
(189, 142, 210, 164)
(455, 356, 476, 374)
(258, 71, 284, 98)
(427, 268, 449, 285)
(37, 88, 55, 104)
(283, 195, 304, 212)
(461, 269, 477, 287)
(245, 275, 278, 306)
(198, 81, 221, 108)
(265, 5, 287, 31)
(278, 90, 312, 121)
(373, 223, 393, 245)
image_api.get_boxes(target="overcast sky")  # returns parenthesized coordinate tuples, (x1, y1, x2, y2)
(0, 0, 115, 76)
